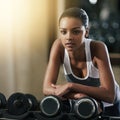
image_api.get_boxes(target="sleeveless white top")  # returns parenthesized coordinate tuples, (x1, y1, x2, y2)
(63, 38, 120, 107)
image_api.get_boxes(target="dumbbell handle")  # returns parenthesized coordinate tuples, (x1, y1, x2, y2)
(28, 98, 33, 109)
(13, 100, 23, 108)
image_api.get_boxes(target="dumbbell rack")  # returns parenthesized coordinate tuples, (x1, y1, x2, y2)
(0, 111, 120, 120)
(0, 93, 120, 120)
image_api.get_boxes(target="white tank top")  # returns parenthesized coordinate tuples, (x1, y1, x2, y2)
(63, 38, 120, 107)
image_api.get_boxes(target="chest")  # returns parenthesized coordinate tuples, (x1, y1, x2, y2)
(70, 60, 87, 78)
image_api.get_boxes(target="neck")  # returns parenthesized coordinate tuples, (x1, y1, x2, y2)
(68, 42, 85, 61)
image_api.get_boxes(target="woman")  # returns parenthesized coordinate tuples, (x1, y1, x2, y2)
(43, 7, 120, 116)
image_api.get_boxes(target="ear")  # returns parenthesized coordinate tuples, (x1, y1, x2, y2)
(85, 28, 89, 38)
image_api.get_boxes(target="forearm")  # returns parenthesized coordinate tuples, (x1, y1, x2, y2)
(68, 82, 115, 103)
(63, 92, 87, 99)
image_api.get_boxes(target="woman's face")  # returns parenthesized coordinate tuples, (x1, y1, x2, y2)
(59, 17, 88, 52)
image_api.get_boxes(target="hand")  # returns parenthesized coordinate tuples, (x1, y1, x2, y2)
(51, 83, 70, 98)
(63, 92, 87, 99)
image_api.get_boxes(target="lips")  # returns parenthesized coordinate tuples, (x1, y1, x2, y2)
(65, 42, 75, 47)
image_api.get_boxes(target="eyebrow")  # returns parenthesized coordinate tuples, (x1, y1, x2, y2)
(59, 26, 83, 30)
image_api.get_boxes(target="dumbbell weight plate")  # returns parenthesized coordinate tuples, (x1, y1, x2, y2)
(25, 94, 38, 111)
(74, 97, 98, 119)
(40, 95, 61, 117)
(0, 93, 7, 108)
(7, 92, 30, 115)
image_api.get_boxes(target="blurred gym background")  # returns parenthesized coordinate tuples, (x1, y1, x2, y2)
(0, 0, 120, 100)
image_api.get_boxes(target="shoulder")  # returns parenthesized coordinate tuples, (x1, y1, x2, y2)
(90, 40, 110, 65)
(51, 39, 64, 54)
(52, 39, 63, 49)
(50, 39, 64, 62)
(90, 40, 108, 55)
(90, 40, 106, 48)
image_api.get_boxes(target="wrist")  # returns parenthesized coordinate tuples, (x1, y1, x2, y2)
(67, 82, 73, 91)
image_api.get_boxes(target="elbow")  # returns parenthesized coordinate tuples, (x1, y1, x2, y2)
(107, 97, 114, 104)
(106, 92, 115, 104)
(42, 87, 48, 96)
(109, 95, 115, 104)
(109, 87, 116, 103)
(101, 86, 115, 103)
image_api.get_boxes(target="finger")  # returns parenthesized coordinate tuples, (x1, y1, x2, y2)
(51, 84, 56, 88)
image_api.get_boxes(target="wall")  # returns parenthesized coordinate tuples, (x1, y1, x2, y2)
(0, 0, 50, 99)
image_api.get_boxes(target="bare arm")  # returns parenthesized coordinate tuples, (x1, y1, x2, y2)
(43, 39, 64, 96)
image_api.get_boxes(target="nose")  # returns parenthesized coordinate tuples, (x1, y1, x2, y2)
(66, 32, 73, 41)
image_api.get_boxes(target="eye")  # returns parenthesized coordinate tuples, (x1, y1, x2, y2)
(72, 30, 81, 35)
(60, 30, 67, 35)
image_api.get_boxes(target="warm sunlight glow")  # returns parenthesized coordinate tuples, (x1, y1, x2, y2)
(0, 0, 49, 96)
(0, 0, 49, 54)
(0, 0, 13, 37)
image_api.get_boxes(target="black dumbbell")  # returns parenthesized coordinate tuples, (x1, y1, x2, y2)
(7, 92, 38, 115)
(0, 93, 7, 109)
(25, 93, 38, 111)
(74, 97, 100, 119)
(40, 95, 71, 117)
